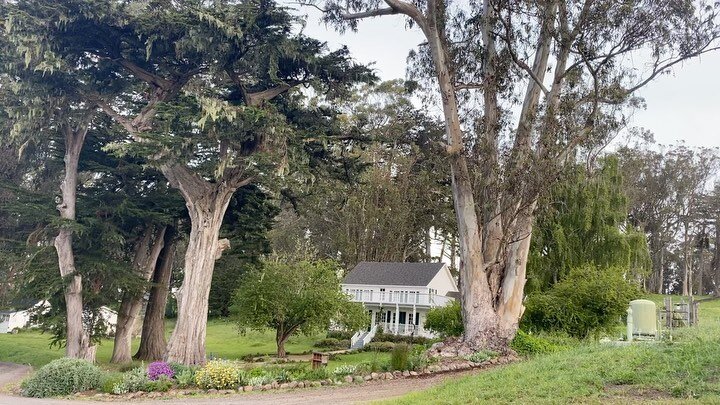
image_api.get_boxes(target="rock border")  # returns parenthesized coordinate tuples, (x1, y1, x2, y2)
(90, 355, 518, 401)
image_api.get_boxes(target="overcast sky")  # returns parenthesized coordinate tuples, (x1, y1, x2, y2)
(296, 8, 720, 149)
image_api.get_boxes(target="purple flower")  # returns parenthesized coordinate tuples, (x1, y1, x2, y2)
(147, 361, 174, 381)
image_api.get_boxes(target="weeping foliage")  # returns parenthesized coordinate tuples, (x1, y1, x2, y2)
(528, 157, 651, 292)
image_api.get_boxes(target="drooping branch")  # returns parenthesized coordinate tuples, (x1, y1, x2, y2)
(247, 84, 292, 107)
(342, 6, 398, 19)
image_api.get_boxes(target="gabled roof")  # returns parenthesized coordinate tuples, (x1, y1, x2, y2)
(343, 262, 446, 287)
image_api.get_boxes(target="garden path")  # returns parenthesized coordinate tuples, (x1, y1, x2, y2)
(0, 362, 478, 404)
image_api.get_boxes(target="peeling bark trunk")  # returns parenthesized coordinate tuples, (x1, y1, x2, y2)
(54, 123, 94, 360)
(162, 165, 241, 365)
(135, 229, 177, 361)
(111, 225, 167, 363)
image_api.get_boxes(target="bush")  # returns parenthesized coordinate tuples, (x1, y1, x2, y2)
(313, 338, 349, 350)
(145, 376, 173, 392)
(298, 367, 329, 381)
(390, 343, 410, 371)
(176, 369, 196, 388)
(194, 360, 243, 390)
(521, 265, 640, 338)
(114, 366, 149, 394)
(371, 332, 433, 345)
(147, 361, 175, 381)
(327, 330, 355, 340)
(511, 330, 559, 356)
(407, 344, 435, 371)
(364, 341, 395, 352)
(21, 358, 103, 398)
(100, 374, 124, 395)
(465, 350, 499, 363)
(424, 301, 463, 337)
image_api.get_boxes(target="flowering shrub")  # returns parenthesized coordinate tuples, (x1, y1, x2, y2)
(194, 360, 243, 390)
(147, 361, 175, 381)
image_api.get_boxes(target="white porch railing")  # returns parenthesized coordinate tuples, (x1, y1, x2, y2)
(380, 322, 423, 336)
(348, 291, 453, 307)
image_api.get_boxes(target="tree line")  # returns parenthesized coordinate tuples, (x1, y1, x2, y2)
(0, 0, 718, 365)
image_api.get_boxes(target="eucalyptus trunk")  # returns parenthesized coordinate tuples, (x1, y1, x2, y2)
(135, 230, 177, 361)
(111, 225, 167, 363)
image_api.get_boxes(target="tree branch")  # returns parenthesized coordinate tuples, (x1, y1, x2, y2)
(342, 7, 398, 20)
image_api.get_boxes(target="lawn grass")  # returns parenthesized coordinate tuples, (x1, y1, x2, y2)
(0, 318, 323, 369)
(388, 296, 720, 404)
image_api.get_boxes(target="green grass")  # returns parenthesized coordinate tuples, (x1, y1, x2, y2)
(0, 318, 322, 369)
(388, 297, 720, 404)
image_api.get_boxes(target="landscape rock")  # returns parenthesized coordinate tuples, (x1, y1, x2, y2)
(384, 372, 394, 380)
(207, 389, 218, 394)
(371, 372, 379, 379)
(410, 371, 418, 376)
(353, 376, 364, 383)
(344, 376, 353, 383)
(243, 386, 253, 392)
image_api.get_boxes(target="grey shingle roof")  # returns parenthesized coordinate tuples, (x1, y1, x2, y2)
(343, 262, 446, 287)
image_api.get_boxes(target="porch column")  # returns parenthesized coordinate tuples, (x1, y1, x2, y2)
(370, 310, 376, 326)
(412, 303, 417, 334)
(395, 302, 399, 334)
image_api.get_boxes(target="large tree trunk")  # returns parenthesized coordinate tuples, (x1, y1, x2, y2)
(162, 165, 241, 365)
(54, 123, 94, 361)
(111, 225, 167, 363)
(135, 229, 177, 361)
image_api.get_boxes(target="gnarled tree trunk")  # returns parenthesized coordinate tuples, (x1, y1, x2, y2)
(135, 228, 177, 361)
(55, 123, 94, 360)
(111, 225, 167, 363)
(162, 165, 243, 365)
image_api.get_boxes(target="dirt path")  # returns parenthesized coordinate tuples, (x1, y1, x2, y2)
(0, 362, 476, 405)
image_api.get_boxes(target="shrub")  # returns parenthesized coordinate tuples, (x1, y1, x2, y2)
(100, 374, 124, 394)
(370, 333, 433, 345)
(408, 345, 435, 371)
(390, 343, 410, 371)
(364, 341, 395, 352)
(333, 364, 357, 376)
(327, 330, 355, 340)
(194, 360, 243, 390)
(21, 358, 103, 398)
(464, 350, 499, 363)
(511, 330, 558, 356)
(147, 361, 175, 381)
(298, 367, 329, 381)
(424, 301, 463, 337)
(176, 369, 196, 388)
(145, 376, 173, 392)
(521, 265, 640, 338)
(116, 366, 150, 393)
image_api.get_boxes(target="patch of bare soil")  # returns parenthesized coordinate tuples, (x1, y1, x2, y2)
(603, 384, 678, 404)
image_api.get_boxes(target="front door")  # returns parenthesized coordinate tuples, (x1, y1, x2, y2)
(398, 311, 406, 324)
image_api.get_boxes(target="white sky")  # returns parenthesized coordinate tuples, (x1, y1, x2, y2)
(295, 8, 720, 149)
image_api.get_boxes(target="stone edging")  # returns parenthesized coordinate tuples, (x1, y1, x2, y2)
(95, 355, 518, 400)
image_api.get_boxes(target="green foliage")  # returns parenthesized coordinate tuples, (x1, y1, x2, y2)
(407, 345, 435, 371)
(144, 376, 173, 393)
(114, 366, 150, 394)
(100, 374, 123, 394)
(175, 369, 196, 389)
(464, 350, 499, 363)
(332, 364, 358, 376)
(297, 367, 329, 381)
(522, 265, 641, 337)
(528, 158, 651, 291)
(390, 343, 410, 371)
(510, 331, 559, 356)
(424, 301, 463, 338)
(233, 259, 368, 356)
(370, 332, 433, 345)
(21, 358, 102, 398)
(364, 341, 396, 352)
(313, 338, 349, 350)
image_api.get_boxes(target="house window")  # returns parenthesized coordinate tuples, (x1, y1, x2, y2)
(408, 312, 414, 326)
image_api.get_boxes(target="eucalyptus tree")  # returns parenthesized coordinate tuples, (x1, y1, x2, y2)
(312, 0, 720, 352)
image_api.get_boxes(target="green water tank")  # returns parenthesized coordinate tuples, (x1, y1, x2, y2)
(630, 299, 657, 336)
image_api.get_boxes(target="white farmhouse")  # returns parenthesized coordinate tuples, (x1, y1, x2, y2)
(342, 262, 458, 347)
(0, 307, 32, 333)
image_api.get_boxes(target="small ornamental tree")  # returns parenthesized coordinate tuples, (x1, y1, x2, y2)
(233, 259, 367, 357)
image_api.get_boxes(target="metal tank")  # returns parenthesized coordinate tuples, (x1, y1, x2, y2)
(629, 299, 658, 338)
